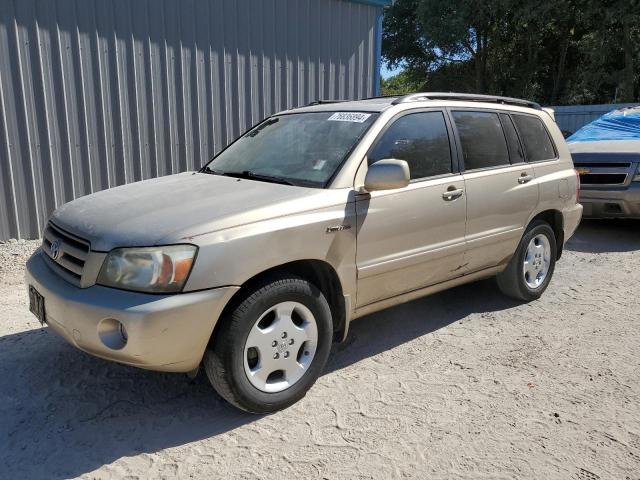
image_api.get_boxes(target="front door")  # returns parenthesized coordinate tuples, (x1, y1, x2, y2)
(355, 110, 467, 307)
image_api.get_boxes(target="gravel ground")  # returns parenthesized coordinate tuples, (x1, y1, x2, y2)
(1, 221, 639, 480)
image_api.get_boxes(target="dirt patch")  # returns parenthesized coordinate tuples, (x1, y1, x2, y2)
(1, 221, 639, 479)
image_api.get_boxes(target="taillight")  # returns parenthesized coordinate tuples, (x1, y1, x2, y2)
(574, 169, 581, 203)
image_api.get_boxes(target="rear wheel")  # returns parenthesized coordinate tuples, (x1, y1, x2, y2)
(497, 221, 557, 301)
(204, 276, 333, 413)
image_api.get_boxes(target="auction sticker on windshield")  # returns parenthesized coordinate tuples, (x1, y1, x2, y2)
(327, 112, 372, 123)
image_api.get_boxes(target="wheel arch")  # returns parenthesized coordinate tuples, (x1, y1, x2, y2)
(528, 209, 564, 259)
(209, 259, 347, 347)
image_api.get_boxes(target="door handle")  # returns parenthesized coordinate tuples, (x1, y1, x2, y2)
(518, 173, 533, 184)
(442, 187, 464, 201)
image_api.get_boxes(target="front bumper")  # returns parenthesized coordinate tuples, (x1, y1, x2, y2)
(25, 249, 239, 372)
(580, 182, 640, 218)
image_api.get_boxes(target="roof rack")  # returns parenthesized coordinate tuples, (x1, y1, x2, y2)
(306, 99, 348, 106)
(391, 92, 542, 110)
(359, 94, 403, 101)
(306, 95, 399, 107)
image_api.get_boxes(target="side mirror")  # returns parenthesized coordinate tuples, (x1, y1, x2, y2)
(363, 159, 410, 192)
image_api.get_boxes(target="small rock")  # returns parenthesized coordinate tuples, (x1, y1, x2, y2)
(8, 238, 17, 243)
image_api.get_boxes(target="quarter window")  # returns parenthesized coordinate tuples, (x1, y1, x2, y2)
(368, 112, 452, 179)
(512, 114, 556, 162)
(452, 111, 510, 170)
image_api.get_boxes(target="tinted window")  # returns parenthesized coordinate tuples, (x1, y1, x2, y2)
(512, 114, 556, 162)
(452, 111, 510, 170)
(368, 112, 452, 179)
(500, 113, 525, 163)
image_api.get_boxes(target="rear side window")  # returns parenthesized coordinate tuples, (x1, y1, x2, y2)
(452, 111, 510, 170)
(499, 113, 526, 164)
(512, 114, 556, 162)
(368, 111, 452, 179)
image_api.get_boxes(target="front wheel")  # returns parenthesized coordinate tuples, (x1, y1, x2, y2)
(204, 277, 333, 413)
(497, 221, 557, 301)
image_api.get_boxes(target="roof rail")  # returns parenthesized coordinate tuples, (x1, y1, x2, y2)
(306, 99, 348, 106)
(391, 92, 542, 110)
(359, 94, 403, 101)
(306, 95, 399, 106)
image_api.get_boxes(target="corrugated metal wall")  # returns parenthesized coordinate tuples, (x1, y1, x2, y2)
(0, 0, 381, 240)
(551, 103, 639, 134)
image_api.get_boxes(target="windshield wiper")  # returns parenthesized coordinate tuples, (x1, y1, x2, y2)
(202, 168, 295, 186)
(200, 165, 225, 175)
(223, 170, 295, 186)
(201, 166, 296, 186)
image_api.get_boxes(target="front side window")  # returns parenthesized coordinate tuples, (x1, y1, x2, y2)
(368, 112, 452, 179)
(205, 111, 378, 187)
(512, 114, 556, 162)
(452, 111, 510, 170)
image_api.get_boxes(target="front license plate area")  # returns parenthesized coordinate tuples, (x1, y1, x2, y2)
(29, 286, 46, 325)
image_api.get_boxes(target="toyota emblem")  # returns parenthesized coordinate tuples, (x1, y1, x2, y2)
(50, 239, 62, 260)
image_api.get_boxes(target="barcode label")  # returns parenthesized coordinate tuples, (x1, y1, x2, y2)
(327, 112, 372, 123)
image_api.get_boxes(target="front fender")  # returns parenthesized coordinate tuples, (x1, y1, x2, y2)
(183, 199, 358, 303)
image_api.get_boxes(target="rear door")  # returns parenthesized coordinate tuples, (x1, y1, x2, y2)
(510, 113, 565, 212)
(450, 109, 539, 273)
(355, 110, 467, 307)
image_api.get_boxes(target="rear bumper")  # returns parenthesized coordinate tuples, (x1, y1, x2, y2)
(580, 183, 640, 218)
(562, 203, 583, 241)
(25, 249, 239, 372)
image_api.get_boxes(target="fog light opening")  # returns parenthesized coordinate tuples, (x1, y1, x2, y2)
(604, 203, 622, 214)
(98, 318, 128, 350)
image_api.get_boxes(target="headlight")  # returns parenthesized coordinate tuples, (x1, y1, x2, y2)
(97, 245, 197, 293)
(634, 163, 640, 182)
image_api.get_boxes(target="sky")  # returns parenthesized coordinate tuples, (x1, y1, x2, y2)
(381, 63, 403, 79)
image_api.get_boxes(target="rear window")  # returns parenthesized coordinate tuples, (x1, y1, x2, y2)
(452, 111, 510, 170)
(512, 114, 556, 162)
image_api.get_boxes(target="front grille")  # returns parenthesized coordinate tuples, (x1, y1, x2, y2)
(42, 222, 90, 286)
(574, 162, 632, 169)
(579, 173, 628, 185)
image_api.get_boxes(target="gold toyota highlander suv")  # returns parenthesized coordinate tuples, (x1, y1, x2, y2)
(26, 93, 582, 413)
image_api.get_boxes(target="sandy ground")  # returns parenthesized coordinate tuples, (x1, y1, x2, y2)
(1, 220, 639, 480)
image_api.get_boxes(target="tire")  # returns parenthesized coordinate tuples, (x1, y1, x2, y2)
(203, 276, 333, 414)
(497, 220, 557, 301)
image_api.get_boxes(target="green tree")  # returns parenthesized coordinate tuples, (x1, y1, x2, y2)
(382, 0, 640, 104)
(600, 0, 640, 102)
(380, 70, 426, 95)
(382, 0, 504, 93)
(415, 0, 504, 93)
(382, 0, 436, 75)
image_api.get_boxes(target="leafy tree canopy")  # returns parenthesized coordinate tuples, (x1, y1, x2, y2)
(382, 0, 640, 104)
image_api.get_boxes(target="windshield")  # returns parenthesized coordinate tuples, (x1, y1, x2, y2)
(203, 111, 378, 187)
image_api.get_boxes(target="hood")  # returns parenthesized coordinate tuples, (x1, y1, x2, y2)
(569, 139, 640, 154)
(51, 172, 333, 251)
(569, 140, 640, 163)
